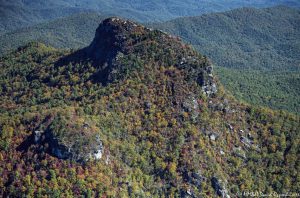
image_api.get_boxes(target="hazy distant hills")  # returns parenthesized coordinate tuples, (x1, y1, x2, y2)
(1, 0, 300, 33)
(0, 0, 92, 33)
(0, 12, 105, 54)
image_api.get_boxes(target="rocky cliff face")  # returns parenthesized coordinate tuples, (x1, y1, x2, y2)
(85, 17, 217, 94)
(32, 113, 104, 162)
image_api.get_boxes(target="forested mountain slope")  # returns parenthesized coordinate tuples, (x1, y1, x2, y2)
(215, 67, 300, 115)
(0, 17, 299, 197)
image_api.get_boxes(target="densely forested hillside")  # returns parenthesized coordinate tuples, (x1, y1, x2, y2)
(1, 0, 300, 33)
(215, 67, 300, 114)
(0, 18, 299, 197)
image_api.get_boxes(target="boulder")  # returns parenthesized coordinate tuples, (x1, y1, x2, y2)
(51, 146, 70, 159)
(90, 137, 104, 160)
(33, 130, 43, 143)
(183, 170, 203, 190)
(202, 83, 217, 96)
(191, 172, 202, 189)
(182, 96, 199, 120)
(210, 134, 217, 141)
(233, 146, 246, 159)
(211, 177, 230, 198)
(247, 132, 254, 141)
(209, 132, 219, 141)
(206, 66, 213, 74)
(240, 136, 253, 147)
(226, 124, 234, 131)
(180, 189, 196, 198)
(144, 101, 151, 109)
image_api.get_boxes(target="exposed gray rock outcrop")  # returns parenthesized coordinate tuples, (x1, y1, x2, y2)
(46, 129, 104, 162)
(33, 130, 43, 143)
(32, 116, 104, 163)
(233, 146, 246, 159)
(201, 65, 217, 96)
(182, 96, 199, 120)
(211, 177, 230, 198)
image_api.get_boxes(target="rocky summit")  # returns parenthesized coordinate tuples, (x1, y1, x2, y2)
(0, 17, 299, 197)
(83, 17, 217, 94)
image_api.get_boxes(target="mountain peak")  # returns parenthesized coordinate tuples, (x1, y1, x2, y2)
(83, 17, 217, 95)
(101, 17, 140, 29)
(96, 17, 144, 37)
(86, 17, 148, 63)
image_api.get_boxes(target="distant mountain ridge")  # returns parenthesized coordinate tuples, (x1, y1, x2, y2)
(1, 0, 300, 33)
(0, 12, 106, 55)
(152, 5, 300, 71)
(0, 0, 93, 33)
